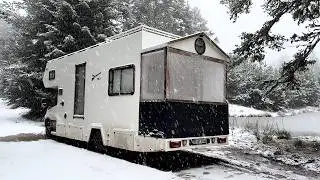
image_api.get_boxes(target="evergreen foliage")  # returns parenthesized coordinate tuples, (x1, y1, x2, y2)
(0, 0, 210, 119)
(118, 0, 211, 36)
(227, 56, 320, 111)
(220, 0, 320, 90)
(0, 0, 124, 118)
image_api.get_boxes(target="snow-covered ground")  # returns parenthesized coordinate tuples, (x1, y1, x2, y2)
(0, 99, 44, 137)
(176, 164, 273, 180)
(228, 128, 320, 175)
(1, 99, 319, 179)
(278, 106, 320, 117)
(0, 99, 281, 180)
(0, 140, 178, 180)
(229, 104, 277, 117)
(1, 139, 286, 180)
(229, 103, 320, 117)
(0, 99, 177, 180)
(190, 128, 320, 179)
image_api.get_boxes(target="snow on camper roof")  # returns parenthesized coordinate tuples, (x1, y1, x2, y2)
(49, 25, 181, 62)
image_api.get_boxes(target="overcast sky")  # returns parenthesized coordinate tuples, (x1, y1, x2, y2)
(189, 0, 320, 66)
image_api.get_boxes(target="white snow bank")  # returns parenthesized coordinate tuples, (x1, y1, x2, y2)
(0, 99, 44, 137)
(0, 140, 178, 180)
(0, 139, 275, 180)
(278, 106, 320, 117)
(229, 103, 320, 117)
(229, 104, 277, 117)
(298, 136, 320, 142)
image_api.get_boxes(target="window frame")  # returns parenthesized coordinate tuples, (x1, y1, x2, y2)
(58, 88, 63, 96)
(140, 48, 166, 102)
(49, 70, 55, 80)
(166, 47, 227, 103)
(73, 63, 86, 117)
(108, 64, 135, 96)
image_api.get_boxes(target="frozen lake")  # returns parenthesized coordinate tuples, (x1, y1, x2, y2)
(230, 112, 320, 136)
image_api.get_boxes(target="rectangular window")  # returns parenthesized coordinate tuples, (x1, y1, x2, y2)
(58, 88, 63, 96)
(167, 51, 225, 102)
(74, 63, 86, 115)
(49, 70, 55, 80)
(108, 64, 135, 96)
(141, 50, 165, 101)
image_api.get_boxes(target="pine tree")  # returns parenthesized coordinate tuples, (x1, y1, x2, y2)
(285, 68, 320, 108)
(0, 0, 121, 118)
(220, 0, 320, 89)
(228, 55, 320, 111)
(0, 0, 211, 119)
(122, 0, 210, 36)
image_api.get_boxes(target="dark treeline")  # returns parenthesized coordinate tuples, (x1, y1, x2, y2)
(0, 0, 210, 119)
(0, 0, 319, 119)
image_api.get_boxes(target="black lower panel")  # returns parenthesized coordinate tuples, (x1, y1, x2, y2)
(139, 101, 229, 139)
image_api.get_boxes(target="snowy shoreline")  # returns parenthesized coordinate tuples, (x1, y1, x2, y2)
(229, 103, 320, 117)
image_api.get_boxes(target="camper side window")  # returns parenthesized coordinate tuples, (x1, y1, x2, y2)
(49, 70, 55, 80)
(108, 65, 135, 96)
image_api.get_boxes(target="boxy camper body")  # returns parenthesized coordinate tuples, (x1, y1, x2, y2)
(43, 25, 230, 152)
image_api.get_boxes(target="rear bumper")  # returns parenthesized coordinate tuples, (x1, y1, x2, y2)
(134, 135, 228, 152)
(162, 135, 229, 152)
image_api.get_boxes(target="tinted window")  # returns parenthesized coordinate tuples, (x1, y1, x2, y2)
(108, 65, 135, 96)
(141, 50, 165, 101)
(49, 70, 55, 80)
(167, 51, 225, 102)
(74, 63, 86, 115)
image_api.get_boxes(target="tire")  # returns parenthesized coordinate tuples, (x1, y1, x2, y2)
(88, 130, 105, 153)
(44, 119, 52, 138)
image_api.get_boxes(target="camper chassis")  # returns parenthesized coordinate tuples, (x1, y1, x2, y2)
(44, 48, 229, 153)
(43, 25, 229, 153)
(45, 119, 229, 153)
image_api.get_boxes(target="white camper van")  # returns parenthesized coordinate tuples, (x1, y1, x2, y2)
(43, 25, 230, 152)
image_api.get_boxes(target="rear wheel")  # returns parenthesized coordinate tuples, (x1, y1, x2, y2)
(88, 129, 105, 153)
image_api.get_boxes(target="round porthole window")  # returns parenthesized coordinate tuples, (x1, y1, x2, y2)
(195, 38, 206, 55)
